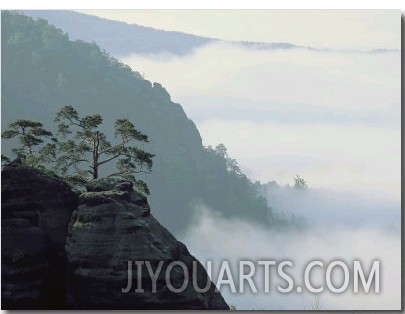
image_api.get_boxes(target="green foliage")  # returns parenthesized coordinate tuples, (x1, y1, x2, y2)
(293, 175, 308, 190)
(1, 155, 11, 165)
(1, 11, 303, 232)
(2, 119, 53, 155)
(2, 107, 154, 194)
(200, 144, 270, 224)
(50, 105, 154, 192)
(214, 144, 243, 176)
(1, 119, 54, 170)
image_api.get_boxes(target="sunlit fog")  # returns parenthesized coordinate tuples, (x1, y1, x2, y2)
(119, 18, 400, 310)
(3, 9, 401, 311)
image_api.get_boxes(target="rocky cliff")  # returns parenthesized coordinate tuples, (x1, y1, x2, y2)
(1, 166, 229, 310)
(1, 165, 78, 309)
(1, 165, 78, 246)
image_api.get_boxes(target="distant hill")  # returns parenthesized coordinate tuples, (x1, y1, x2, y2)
(2, 11, 301, 234)
(21, 10, 215, 56)
(22, 10, 304, 57)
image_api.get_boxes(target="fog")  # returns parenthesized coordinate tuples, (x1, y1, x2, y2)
(121, 42, 401, 310)
(83, 10, 400, 51)
(264, 185, 400, 232)
(121, 43, 400, 198)
(122, 43, 400, 115)
(180, 196, 401, 310)
(199, 120, 400, 199)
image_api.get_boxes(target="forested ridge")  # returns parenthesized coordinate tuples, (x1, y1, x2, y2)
(2, 11, 299, 233)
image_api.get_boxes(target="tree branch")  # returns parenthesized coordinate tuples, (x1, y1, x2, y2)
(133, 169, 151, 174)
(98, 139, 129, 156)
(96, 153, 123, 166)
(106, 172, 127, 178)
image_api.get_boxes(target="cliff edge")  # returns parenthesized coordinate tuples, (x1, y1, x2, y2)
(1, 166, 229, 310)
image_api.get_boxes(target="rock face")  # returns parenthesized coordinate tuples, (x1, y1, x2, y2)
(66, 178, 229, 310)
(1, 219, 51, 309)
(1, 167, 229, 310)
(1, 165, 78, 246)
(1, 165, 78, 309)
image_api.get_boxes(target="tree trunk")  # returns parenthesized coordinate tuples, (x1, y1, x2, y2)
(93, 165, 98, 179)
(92, 134, 99, 179)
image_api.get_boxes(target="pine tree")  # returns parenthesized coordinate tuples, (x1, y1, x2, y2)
(3, 107, 154, 194)
(49, 105, 154, 193)
(1, 119, 54, 168)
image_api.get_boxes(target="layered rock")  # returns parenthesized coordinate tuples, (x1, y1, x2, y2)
(1, 219, 50, 309)
(1, 165, 78, 247)
(1, 165, 78, 309)
(66, 179, 229, 310)
(1, 167, 229, 310)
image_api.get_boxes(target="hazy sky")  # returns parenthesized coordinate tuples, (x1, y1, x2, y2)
(121, 44, 400, 197)
(64, 11, 401, 310)
(78, 10, 401, 50)
(16, 9, 400, 310)
(79, 11, 400, 310)
(78, 10, 401, 198)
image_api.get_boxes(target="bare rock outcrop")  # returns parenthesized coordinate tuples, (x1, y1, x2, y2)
(1, 165, 78, 246)
(66, 179, 229, 310)
(1, 166, 78, 309)
(1, 167, 229, 310)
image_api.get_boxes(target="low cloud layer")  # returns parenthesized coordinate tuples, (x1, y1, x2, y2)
(122, 43, 400, 117)
(199, 119, 400, 198)
(119, 26, 401, 312)
(181, 198, 401, 310)
(121, 43, 400, 198)
(84, 10, 401, 51)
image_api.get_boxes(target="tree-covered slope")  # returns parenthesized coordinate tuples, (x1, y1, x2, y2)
(22, 10, 213, 56)
(22, 10, 304, 58)
(1, 11, 287, 234)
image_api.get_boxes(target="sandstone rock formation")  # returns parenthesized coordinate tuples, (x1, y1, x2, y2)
(1, 166, 78, 309)
(66, 178, 229, 310)
(1, 167, 229, 310)
(1, 165, 78, 246)
(2, 218, 53, 309)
